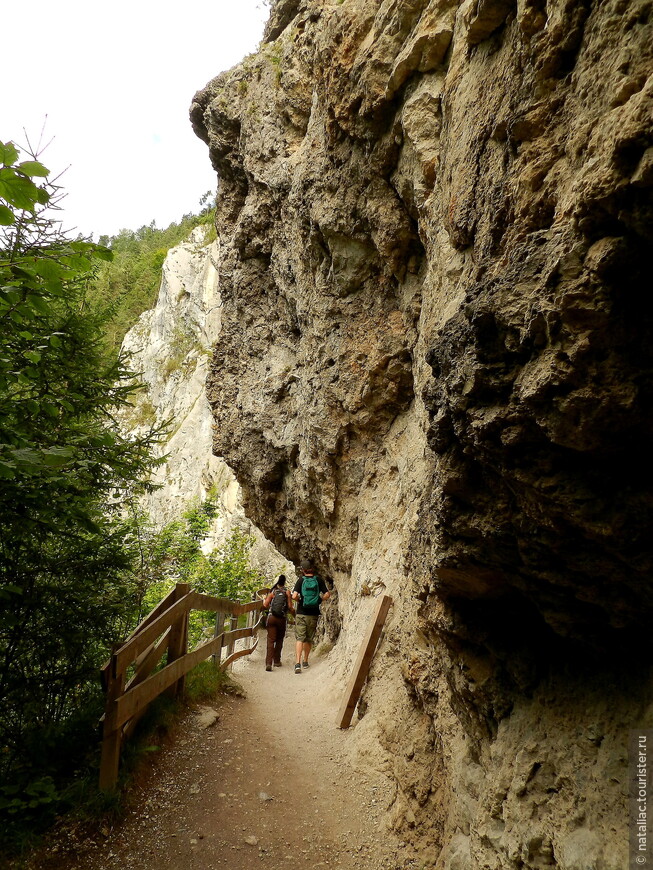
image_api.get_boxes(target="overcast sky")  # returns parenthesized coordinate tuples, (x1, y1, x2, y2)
(1, 1, 269, 239)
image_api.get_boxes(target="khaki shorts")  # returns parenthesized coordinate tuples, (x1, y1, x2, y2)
(295, 614, 319, 643)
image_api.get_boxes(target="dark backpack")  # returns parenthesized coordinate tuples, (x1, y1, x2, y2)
(270, 587, 288, 618)
(301, 575, 320, 608)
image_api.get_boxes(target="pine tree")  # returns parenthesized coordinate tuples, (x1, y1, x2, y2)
(0, 137, 164, 821)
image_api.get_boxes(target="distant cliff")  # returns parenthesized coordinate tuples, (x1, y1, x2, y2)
(191, 1, 652, 867)
(121, 226, 290, 573)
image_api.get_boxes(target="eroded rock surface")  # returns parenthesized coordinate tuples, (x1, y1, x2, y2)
(121, 227, 290, 573)
(191, 2, 652, 866)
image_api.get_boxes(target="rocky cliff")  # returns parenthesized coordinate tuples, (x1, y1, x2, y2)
(121, 226, 290, 574)
(190, 1, 653, 866)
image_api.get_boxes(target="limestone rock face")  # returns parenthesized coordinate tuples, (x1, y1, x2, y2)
(191, 2, 652, 867)
(121, 227, 289, 573)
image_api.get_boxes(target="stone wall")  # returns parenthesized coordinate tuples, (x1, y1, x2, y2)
(190, 2, 653, 866)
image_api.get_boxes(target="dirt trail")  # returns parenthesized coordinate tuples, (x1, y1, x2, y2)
(38, 635, 406, 870)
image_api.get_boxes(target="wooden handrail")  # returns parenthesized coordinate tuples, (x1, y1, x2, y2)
(191, 591, 262, 616)
(114, 633, 225, 729)
(222, 641, 261, 670)
(100, 586, 178, 686)
(191, 591, 241, 613)
(114, 592, 195, 676)
(124, 627, 172, 693)
(99, 583, 263, 791)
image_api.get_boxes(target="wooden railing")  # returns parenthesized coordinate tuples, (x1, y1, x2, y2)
(99, 582, 264, 790)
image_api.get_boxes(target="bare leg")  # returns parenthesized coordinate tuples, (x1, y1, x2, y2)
(302, 641, 312, 664)
(295, 640, 303, 664)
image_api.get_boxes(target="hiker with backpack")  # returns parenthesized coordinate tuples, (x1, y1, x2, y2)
(263, 575, 295, 671)
(292, 559, 330, 674)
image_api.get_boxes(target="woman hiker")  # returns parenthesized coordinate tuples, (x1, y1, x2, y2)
(263, 575, 295, 671)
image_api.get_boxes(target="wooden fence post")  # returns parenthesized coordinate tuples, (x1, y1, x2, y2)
(227, 612, 238, 668)
(99, 651, 126, 791)
(166, 582, 190, 697)
(246, 598, 255, 649)
(213, 609, 224, 665)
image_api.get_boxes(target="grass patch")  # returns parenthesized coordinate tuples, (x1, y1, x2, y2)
(184, 660, 234, 703)
(122, 394, 158, 429)
(161, 324, 203, 379)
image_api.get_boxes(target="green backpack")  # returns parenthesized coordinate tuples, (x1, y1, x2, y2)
(301, 575, 320, 608)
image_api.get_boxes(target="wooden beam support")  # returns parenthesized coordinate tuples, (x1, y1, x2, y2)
(124, 627, 171, 693)
(336, 595, 392, 729)
(114, 592, 194, 675)
(221, 637, 259, 670)
(115, 633, 225, 729)
(167, 583, 190, 697)
(100, 586, 178, 685)
(99, 658, 126, 791)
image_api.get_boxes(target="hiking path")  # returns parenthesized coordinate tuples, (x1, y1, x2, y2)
(32, 635, 407, 870)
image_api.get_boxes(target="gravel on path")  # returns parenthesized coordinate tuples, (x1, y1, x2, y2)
(27, 634, 405, 870)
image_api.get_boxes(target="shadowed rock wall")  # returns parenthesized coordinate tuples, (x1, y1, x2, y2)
(191, 1, 652, 866)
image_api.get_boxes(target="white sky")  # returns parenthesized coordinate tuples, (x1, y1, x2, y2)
(1, 1, 270, 240)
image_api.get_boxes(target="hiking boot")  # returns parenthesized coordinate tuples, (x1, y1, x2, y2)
(266, 665, 272, 672)
(294, 663, 301, 674)
(302, 661, 310, 668)
(274, 662, 282, 667)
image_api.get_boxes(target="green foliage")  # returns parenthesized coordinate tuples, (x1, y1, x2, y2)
(196, 526, 265, 600)
(0, 139, 254, 854)
(121, 389, 158, 430)
(0, 141, 50, 227)
(136, 496, 265, 647)
(184, 660, 232, 703)
(265, 41, 284, 86)
(88, 193, 216, 351)
(0, 137, 165, 847)
(0, 777, 58, 818)
(162, 323, 205, 379)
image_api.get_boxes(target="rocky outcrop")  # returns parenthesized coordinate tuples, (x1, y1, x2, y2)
(121, 227, 290, 574)
(191, 2, 652, 867)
